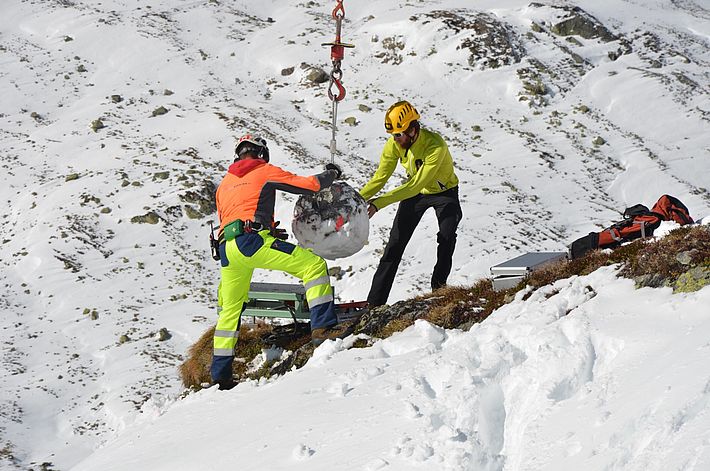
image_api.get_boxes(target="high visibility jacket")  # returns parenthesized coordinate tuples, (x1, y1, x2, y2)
(359, 128, 459, 210)
(216, 159, 336, 233)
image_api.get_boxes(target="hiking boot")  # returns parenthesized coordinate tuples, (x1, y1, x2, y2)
(311, 321, 356, 346)
(212, 378, 237, 391)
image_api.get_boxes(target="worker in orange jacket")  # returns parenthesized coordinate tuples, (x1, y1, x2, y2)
(211, 134, 353, 390)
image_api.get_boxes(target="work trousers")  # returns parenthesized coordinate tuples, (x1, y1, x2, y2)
(211, 230, 337, 382)
(367, 186, 462, 307)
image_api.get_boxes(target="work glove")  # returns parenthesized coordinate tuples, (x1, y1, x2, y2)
(270, 221, 289, 240)
(325, 162, 343, 180)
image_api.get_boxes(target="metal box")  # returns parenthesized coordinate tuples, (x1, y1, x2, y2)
(490, 252, 568, 291)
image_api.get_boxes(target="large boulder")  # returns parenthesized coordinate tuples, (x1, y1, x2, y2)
(292, 181, 369, 260)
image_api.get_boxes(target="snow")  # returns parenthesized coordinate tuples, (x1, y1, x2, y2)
(1, 0, 709, 469)
(72, 269, 710, 471)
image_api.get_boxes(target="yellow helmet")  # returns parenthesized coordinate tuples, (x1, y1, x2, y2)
(384, 100, 420, 134)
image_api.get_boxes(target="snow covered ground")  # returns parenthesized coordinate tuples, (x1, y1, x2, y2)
(73, 267, 710, 471)
(1, 0, 709, 469)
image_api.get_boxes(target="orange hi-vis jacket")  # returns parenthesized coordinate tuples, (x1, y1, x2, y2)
(216, 159, 336, 234)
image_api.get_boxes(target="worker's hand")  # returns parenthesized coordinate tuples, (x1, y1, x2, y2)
(271, 221, 288, 240)
(367, 203, 378, 218)
(325, 162, 343, 180)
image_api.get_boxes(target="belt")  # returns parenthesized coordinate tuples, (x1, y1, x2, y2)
(219, 220, 264, 243)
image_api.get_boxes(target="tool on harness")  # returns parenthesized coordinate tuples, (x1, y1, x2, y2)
(321, 0, 354, 163)
(209, 221, 220, 261)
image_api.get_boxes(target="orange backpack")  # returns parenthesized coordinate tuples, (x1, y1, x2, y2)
(569, 195, 693, 259)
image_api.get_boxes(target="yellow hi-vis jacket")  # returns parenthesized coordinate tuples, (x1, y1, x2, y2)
(359, 128, 459, 210)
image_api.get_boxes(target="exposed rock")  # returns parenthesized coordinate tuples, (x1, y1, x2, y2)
(152, 106, 169, 117)
(548, 6, 617, 42)
(674, 266, 710, 293)
(157, 328, 171, 341)
(119, 334, 130, 344)
(110, 94, 123, 103)
(130, 211, 161, 224)
(306, 68, 329, 84)
(343, 116, 358, 126)
(153, 171, 170, 180)
(281, 66, 295, 76)
(90, 119, 106, 131)
(356, 298, 438, 336)
(358, 104, 372, 112)
(676, 250, 697, 265)
(592, 136, 606, 146)
(413, 10, 525, 69)
(179, 179, 217, 215)
(65, 173, 80, 182)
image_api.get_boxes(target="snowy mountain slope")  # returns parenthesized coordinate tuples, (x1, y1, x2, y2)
(0, 0, 708, 468)
(72, 269, 710, 471)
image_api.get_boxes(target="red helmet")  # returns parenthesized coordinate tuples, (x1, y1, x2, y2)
(234, 134, 270, 162)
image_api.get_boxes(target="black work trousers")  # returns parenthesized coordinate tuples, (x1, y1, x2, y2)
(367, 186, 462, 307)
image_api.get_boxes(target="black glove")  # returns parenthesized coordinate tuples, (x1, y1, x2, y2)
(325, 162, 343, 179)
(270, 221, 288, 240)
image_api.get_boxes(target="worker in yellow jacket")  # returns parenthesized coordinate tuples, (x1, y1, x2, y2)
(211, 134, 352, 390)
(360, 101, 462, 307)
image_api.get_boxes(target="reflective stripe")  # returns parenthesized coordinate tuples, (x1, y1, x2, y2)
(214, 329, 240, 339)
(304, 276, 330, 291)
(309, 293, 334, 307)
(213, 348, 235, 357)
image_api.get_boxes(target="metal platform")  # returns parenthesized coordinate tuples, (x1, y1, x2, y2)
(242, 282, 367, 323)
(243, 282, 309, 320)
(490, 252, 568, 291)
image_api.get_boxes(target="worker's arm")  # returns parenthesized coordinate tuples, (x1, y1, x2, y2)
(359, 140, 398, 202)
(371, 144, 446, 210)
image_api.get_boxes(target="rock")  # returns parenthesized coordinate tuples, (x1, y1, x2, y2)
(90, 119, 106, 131)
(343, 116, 358, 126)
(65, 173, 80, 182)
(576, 104, 590, 113)
(157, 328, 171, 341)
(130, 211, 161, 224)
(163, 89, 174, 96)
(152, 106, 169, 117)
(184, 205, 203, 219)
(676, 250, 697, 266)
(413, 10, 525, 69)
(549, 7, 617, 42)
(153, 171, 170, 180)
(281, 67, 295, 76)
(110, 94, 123, 103)
(358, 104, 372, 112)
(328, 266, 343, 280)
(30, 112, 42, 121)
(472, 125, 482, 132)
(77, 64, 87, 73)
(100, 207, 111, 214)
(119, 334, 130, 344)
(306, 67, 329, 84)
(90, 310, 99, 320)
(634, 273, 668, 289)
(592, 136, 606, 146)
(674, 266, 710, 293)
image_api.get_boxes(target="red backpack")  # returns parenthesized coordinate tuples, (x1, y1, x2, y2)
(569, 195, 693, 259)
(651, 194, 694, 225)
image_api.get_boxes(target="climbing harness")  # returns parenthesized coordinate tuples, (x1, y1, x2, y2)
(321, 0, 354, 163)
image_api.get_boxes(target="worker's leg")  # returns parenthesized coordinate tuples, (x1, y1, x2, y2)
(367, 195, 426, 307)
(430, 187, 462, 290)
(210, 239, 253, 384)
(245, 231, 338, 330)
